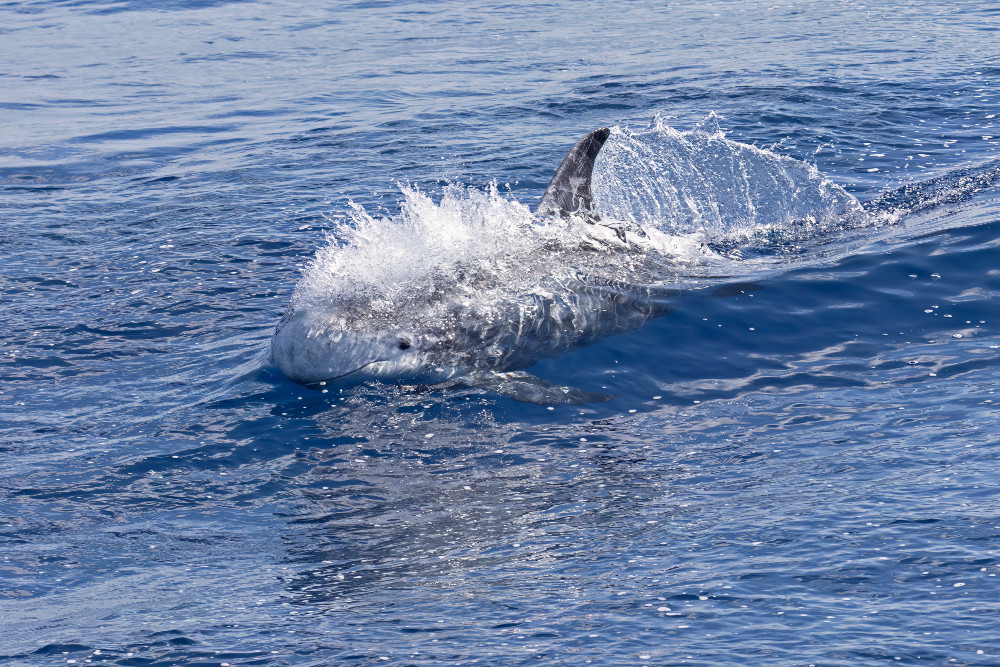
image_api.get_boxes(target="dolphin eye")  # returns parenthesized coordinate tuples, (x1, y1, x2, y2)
(397, 337, 412, 351)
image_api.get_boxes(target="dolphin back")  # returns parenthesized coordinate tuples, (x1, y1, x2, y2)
(536, 127, 611, 217)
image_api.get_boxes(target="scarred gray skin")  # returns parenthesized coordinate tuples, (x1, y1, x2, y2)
(270, 258, 672, 385)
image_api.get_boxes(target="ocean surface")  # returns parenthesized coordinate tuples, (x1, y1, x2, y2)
(2, 1, 1000, 664)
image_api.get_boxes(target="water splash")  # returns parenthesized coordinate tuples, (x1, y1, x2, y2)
(591, 115, 870, 243)
(289, 181, 711, 333)
(293, 184, 540, 327)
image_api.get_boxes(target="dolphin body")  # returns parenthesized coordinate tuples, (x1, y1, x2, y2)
(271, 122, 1000, 403)
(270, 127, 674, 403)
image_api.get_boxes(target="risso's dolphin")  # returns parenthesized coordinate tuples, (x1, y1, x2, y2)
(272, 117, 998, 403)
(271, 127, 665, 403)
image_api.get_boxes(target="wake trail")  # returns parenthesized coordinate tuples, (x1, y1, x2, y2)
(862, 155, 1000, 218)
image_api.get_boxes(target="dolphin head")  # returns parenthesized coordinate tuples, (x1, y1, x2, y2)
(270, 307, 460, 386)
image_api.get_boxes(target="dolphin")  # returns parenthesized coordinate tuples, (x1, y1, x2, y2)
(269, 127, 671, 403)
(270, 121, 1000, 404)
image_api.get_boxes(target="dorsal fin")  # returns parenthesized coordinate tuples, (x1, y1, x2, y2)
(536, 127, 611, 217)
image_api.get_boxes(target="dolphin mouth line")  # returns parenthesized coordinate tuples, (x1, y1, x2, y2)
(323, 358, 390, 382)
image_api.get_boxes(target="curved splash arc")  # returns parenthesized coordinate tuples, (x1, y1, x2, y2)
(590, 121, 869, 241)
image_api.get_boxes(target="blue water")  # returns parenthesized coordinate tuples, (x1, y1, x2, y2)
(3, 1, 1000, 664)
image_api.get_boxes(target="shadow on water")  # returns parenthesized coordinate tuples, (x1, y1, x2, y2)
(276, 434, 661, 609)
